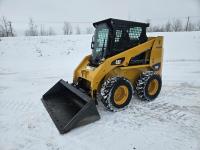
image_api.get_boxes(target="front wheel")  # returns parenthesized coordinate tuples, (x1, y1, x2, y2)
(100, 77, 133, 111)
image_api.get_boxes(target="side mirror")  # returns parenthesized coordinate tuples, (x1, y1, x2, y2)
(91, 36, 94, 49)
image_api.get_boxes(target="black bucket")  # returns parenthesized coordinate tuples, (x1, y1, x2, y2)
(41, 79, 100, 134)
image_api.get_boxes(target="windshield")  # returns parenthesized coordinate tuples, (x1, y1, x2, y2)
(92, 23, 109, 61)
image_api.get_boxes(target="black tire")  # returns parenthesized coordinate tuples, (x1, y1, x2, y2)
(135, 71, 162, 101)
(100, 77, 133, 111)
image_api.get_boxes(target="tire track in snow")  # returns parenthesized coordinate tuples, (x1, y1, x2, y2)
(130, 85, 200, 135)
(99, 84, 200, 137)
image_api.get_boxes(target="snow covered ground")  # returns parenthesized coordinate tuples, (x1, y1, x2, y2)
(0, 32, 200, 150)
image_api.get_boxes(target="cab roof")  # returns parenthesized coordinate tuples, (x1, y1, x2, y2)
(93, 18, 149, 28)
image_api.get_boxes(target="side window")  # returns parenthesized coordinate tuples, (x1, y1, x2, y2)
(129, 50, 150, 66)
(113, 29, 127, 51)
(112, 26, 143, 53)
(128, 27, 142, 40)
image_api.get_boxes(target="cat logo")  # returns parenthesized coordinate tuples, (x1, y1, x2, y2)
(111, 57, 125, 65)
(116, 59, 122, 64)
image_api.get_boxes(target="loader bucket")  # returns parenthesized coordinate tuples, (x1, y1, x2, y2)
(41, 79, 100, 134)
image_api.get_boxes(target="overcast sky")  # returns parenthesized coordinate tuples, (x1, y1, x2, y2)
(0, 0, 199, 34)
(0, 0, 199, 22)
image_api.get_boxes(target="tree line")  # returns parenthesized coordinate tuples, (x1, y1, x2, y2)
(24, 18, 94, 36)
(24, 19, 95, 36)
(147, 17, 200, 32)
(1, 17, 200, 37)
(0, 17, 94, 37)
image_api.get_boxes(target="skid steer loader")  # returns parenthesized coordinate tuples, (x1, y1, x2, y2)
(42, 18, 163, 134)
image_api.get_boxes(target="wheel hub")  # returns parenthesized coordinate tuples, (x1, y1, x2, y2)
(148, 79, 159, 96)
(114, 85, 129, 105)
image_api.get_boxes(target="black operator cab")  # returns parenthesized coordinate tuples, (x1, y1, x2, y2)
(90, 18, 149, 66)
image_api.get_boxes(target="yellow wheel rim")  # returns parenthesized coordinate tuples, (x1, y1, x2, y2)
(114, 85, 129, 105)
(148, 79, 159, 96)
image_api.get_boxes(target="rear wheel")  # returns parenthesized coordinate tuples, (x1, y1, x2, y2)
(135, 71, 162, 101)
(100, 77, 133, 111)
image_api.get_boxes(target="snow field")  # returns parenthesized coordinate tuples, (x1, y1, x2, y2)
(0, 32, 200, 150)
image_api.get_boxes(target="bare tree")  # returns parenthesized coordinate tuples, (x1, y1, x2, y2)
(185, 16, 190, 31)
(172, 19, 183, 32)
(0, 22, 6, 37)
(48, 27, 56, 36)
(151, 25, 165, 32)
(196, 20, 200, 31)
(75, 25, 81, 34)
(184, 17, 196, 31)
(25, 18, 38, 36)
(2, 17, 8, 36)
(0, 17, 15, 37)
(0, 24, 4, 37)
(86, 26, 94, 34)
(165, 21, 172, 32)
(40, 25, 48, 36)
(8, 21, 14, 36)
(63, 22, 72, 35)
(186, 21, 195, 31)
